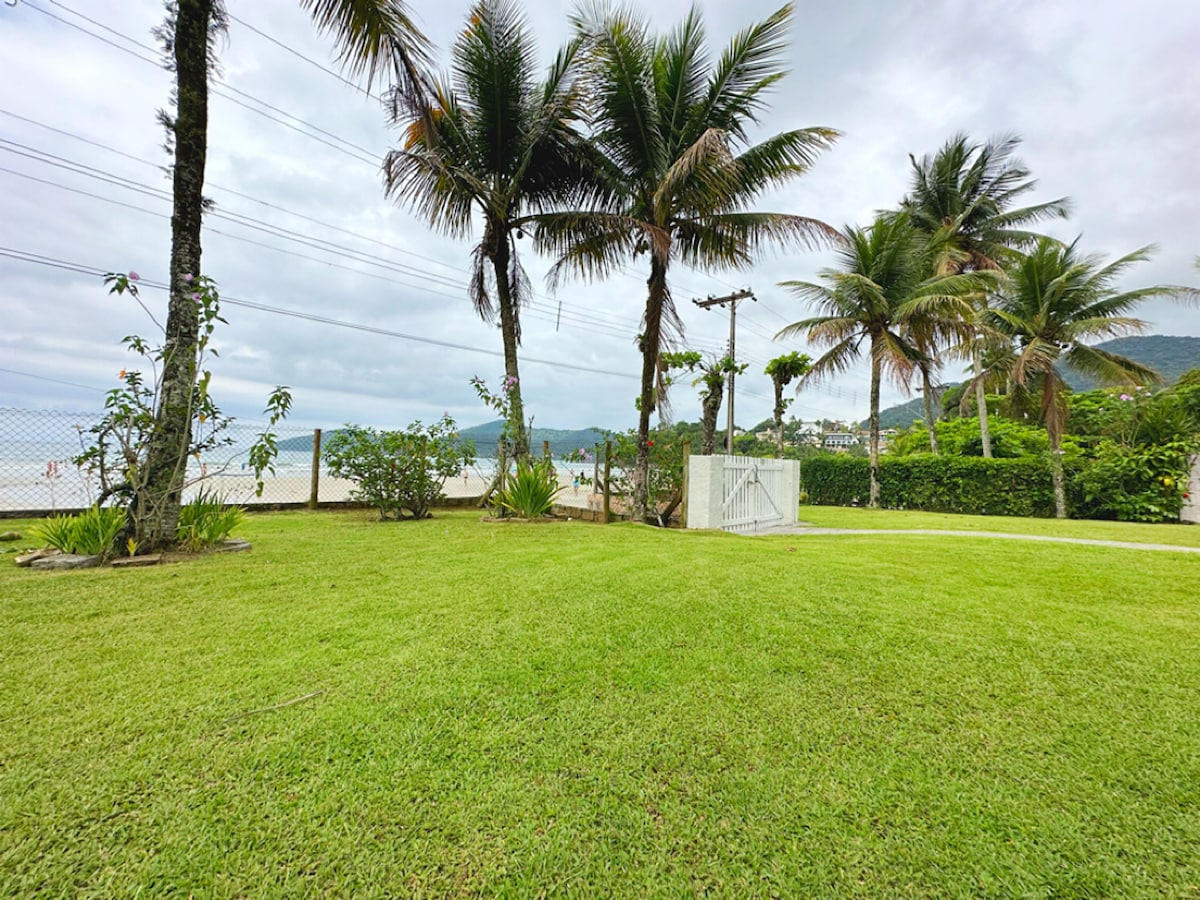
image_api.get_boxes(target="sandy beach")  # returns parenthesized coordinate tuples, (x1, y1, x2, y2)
(0, 467, 599, 514)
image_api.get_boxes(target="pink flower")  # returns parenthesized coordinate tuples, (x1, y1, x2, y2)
(183, 273, 194, 282)
(128, 271, 140, 281)
(191, 292, 201, 301)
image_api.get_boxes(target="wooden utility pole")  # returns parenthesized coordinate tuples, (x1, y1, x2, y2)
(693, 289, 754, 453)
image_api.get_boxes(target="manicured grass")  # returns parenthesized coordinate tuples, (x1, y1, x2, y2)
(798, 504, 1200, 547)
(3, 509, 1200, 896)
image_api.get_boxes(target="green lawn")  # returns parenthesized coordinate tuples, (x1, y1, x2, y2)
(3, 509, 1200, 897)
(797, 504, 1200, 547)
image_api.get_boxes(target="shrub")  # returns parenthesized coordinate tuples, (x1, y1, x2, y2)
(29, 506, 125, 558)
(497, 458, 563, 518)
(801, 455, 1064, 517)
(324, 417, 474, 520)
(177, 489, 244, 551)
(1076, 440, 1195, 522)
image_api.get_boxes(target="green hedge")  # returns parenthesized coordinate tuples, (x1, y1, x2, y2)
(800, 455, 1081, 518)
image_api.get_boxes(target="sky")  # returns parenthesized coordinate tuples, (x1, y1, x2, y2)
(2, 0, 1198, 435)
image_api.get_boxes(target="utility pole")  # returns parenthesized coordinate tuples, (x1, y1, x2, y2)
(693, 289, 754, 454)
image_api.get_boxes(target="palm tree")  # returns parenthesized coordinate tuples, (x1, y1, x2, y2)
(901, 133, 1070, 458)
(989, 237, 1181, 518)
(778, 213, 994, 507)
(385, 0, 594, 460)
(143, 0, 429, 550)
(764, 351, 811, 456)
(534, 3, 838, 521)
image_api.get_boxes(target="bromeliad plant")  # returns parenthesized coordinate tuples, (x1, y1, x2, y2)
(496, 457, 563, 518)
(176, 488, 245, 551)
(29, 506, 126, 560)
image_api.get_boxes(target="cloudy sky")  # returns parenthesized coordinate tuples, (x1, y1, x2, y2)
(2, 0, 1198, 435)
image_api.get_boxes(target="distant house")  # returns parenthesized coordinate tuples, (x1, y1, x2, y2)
(822, 432, 858, 450)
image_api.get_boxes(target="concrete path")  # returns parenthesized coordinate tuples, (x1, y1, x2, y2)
(756, 526, 1200, 554)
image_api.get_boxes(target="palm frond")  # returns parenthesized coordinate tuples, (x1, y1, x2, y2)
(300, 0, 431, 88)
(676, 212, 840, 270)
(652, 127, 735, 222)
(1063, 344, 1161, 387)
(698, 3, 792, 140)
(801, 336, 864, 383)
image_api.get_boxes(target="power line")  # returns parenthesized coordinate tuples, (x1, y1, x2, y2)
(0, 366, 106, 394)
(8, 11, 748, 355)
(0, 139, 731, 348)
(226, 11, 379, 101)
(0, 247, 643, 381)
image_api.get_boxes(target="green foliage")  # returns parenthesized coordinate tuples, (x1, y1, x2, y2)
(75, 272, 290, 547)
(605, 426, 686, 516)
(176, 489, 244, 551)
(496, 458, 564, 518)
(324, 418, 474, 520)
(801, 455, 1066, 517)
(889, 416, 1056, 458)
(1076, 440, 1196, 523)
(1068, 386, 1200, 448)
(30, 506, 125, 558)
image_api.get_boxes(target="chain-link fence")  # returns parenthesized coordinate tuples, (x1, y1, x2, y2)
(0, 409, 607, 516)
(0, 408, 352, 515)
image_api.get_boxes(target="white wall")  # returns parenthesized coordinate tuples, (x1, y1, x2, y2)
(1182, 456, 1200, 524)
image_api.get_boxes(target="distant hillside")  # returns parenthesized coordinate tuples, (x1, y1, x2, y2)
(1064, 335, 1200, 390)
(863, 335, 1200, 428)
(457, 420, 607, 454)
(281, 421, 607, 455)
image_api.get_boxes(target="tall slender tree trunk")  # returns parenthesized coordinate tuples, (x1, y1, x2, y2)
(868, 344, 881, 509)
(633, 257, 668, 521)
(772, 378, 785, 458)
(974, 342, 992, 458)
(491, 234, 529, 461)
(137, 0, 212, 551)
(700, 384, 722, 455)
(1049, 427, 1066, 519)
(921, 366, 939, 455)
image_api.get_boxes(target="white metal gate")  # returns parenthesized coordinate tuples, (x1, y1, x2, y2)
(721, 456, 785, 533)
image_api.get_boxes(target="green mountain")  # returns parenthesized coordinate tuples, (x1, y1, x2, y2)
(456, 421, 607, 455)
(864, 335, 1200, 428)
(1063, 335, 1200, 391)
(280, 422, 608, 456)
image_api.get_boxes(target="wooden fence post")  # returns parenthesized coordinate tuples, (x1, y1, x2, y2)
(308, 428, 322, 510)
(680, 440, 690, 529)
(602, 440, 612, 524)
(543, 440, 551, 460)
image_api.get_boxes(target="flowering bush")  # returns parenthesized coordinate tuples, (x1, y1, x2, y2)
(73, 271, 290, 550)
(324, 417, 474, 520)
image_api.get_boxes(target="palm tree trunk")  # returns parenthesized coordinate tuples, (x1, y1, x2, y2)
(1049, 429, 1067, 519)
(773, 378, 785, 458)
(868, 345, 882, 509)
(700, 385, 722, 455)
(921, 366, 939, 455)
(974, 342, 992, 458)
(633, 257, 668, 521)
(491, 233, 529, 461)
(136, 0, 212, 551)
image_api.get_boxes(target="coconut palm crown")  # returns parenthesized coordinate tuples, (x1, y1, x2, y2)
(778, 212, 997, 508)
(901, 133, 1072, 458)
(385, 0, 597, 459)
(987, 237, 1181, 518)
(534, 2, 839, 519)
